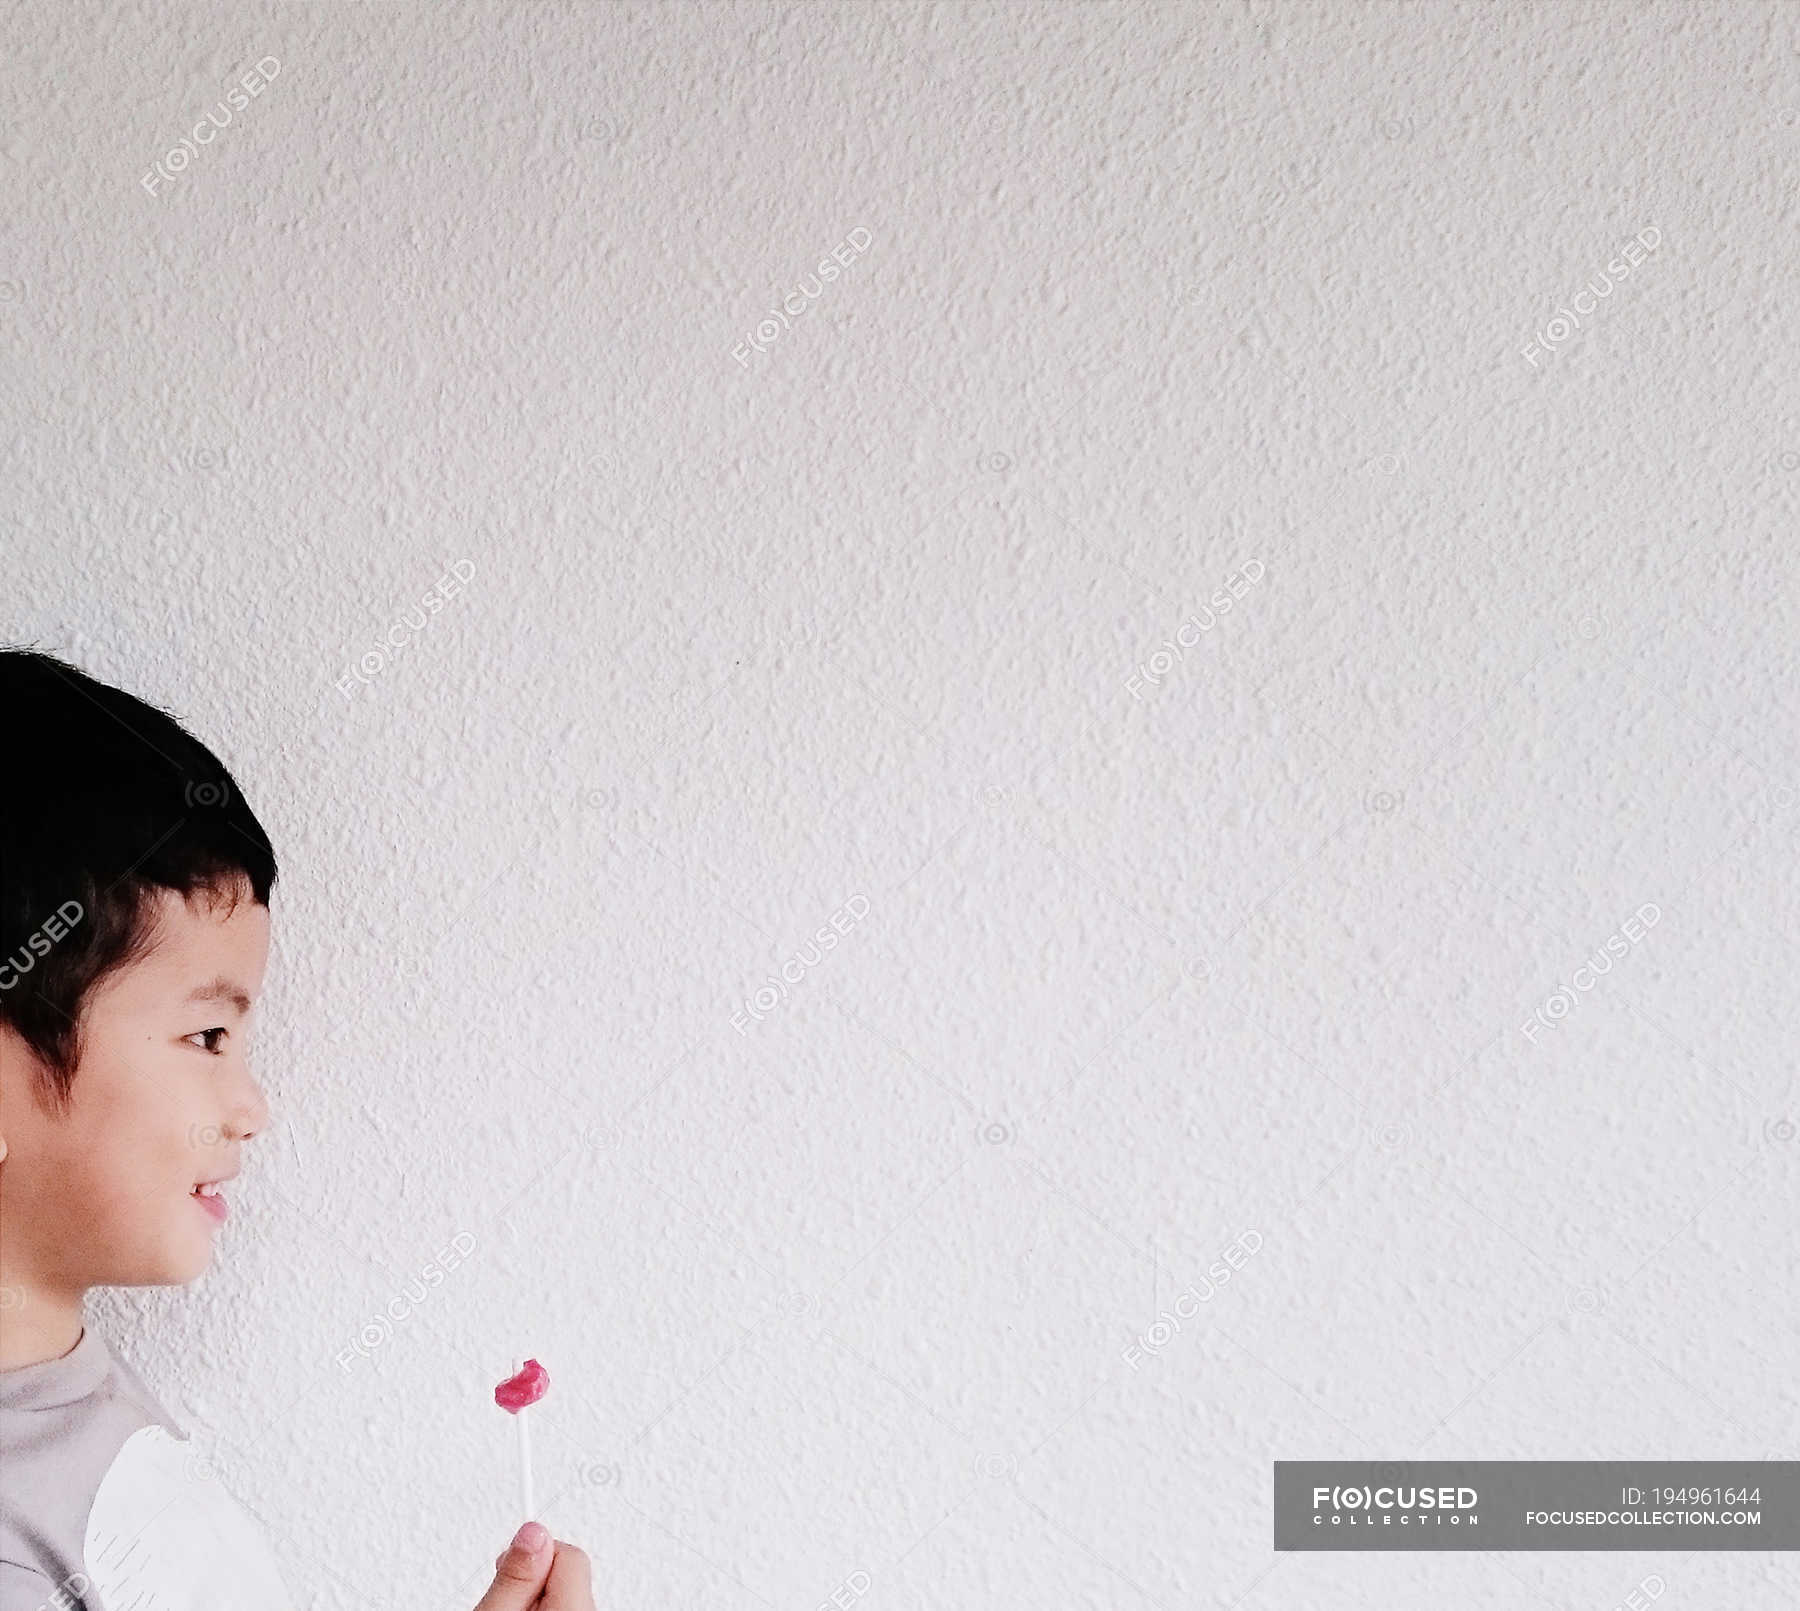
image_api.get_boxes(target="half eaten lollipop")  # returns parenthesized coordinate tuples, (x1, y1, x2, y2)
(495, 1357, 550, 1518)
(495, 1358, 549, 1412)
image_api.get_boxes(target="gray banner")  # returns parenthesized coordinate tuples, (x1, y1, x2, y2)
(1274, 1462, 1799, 1550)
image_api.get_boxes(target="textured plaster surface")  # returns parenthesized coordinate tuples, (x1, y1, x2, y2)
(4, 2, 1800, 1608)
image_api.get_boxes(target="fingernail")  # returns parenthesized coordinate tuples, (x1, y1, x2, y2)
(511, 1521, 548, 1553)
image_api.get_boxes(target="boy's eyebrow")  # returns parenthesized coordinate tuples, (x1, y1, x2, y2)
(185, 976, 253, 1015)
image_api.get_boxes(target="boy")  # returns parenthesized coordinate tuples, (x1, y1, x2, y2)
(0, 647, 592, 1611)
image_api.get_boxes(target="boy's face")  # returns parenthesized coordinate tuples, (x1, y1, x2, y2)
(0, 878, 272, 1291)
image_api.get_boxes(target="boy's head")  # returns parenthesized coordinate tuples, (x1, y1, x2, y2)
(0, 647, 280, 1296)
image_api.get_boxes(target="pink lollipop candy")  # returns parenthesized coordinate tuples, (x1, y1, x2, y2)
(494, 1357, 549, 1517)
(494, 1358, 549, 1412)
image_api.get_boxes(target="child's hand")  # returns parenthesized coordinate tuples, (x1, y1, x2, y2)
(474, 1521, 594, 1611)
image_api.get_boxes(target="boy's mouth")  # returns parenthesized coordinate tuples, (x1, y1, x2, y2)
(191, 1176, 233, 1223)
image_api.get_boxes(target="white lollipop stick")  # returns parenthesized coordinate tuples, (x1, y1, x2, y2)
(514, 1356, 536, 1519)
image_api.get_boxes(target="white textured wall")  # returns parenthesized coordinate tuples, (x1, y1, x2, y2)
(7, 1, 1800, 1607)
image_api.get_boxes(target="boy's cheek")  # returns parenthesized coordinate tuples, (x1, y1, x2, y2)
(76, 1150, 186, 1232)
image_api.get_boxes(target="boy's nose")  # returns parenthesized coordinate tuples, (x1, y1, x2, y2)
(229, 1076, 272, 1141)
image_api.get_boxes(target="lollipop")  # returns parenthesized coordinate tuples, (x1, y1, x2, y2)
(495, 1357, 550, 1518)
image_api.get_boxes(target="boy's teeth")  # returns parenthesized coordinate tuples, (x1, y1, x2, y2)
(195, 1183, 219, 1196)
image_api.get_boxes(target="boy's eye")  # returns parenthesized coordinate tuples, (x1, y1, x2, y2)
(186, 1027, 229, 1054)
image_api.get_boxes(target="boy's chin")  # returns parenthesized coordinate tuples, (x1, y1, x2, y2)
(170, 1231, 219, 1281)
(124, 1231, 217, 1286)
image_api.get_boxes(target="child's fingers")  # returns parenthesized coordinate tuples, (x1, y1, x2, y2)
(538, 1539, 594, 1611)
(471, 1522, 554, 1611)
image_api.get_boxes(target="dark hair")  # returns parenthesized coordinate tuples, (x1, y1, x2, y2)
(0, 646, 278, 1114)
